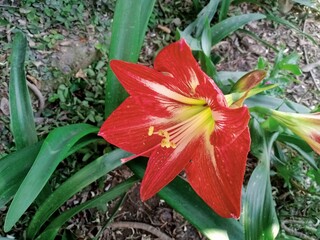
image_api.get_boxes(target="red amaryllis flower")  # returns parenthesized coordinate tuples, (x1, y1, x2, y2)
(99, 39, 250, 218)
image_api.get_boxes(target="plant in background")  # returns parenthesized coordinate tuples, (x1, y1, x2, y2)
(256, 50, 302, 96)
(0, 0, 319, 240)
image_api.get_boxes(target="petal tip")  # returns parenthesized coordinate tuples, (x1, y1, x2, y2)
(140, 183, 156, 202)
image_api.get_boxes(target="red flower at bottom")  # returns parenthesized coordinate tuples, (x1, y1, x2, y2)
(99, 39, 250, 218)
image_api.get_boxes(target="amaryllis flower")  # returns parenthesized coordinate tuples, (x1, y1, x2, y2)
(99, 39, 250, 218)
(270, 110, 320, 155)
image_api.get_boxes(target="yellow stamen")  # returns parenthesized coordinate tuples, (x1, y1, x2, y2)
(158, 130, 165, 137)
(160, 139, 168, 148)
(147, 105, 214, 150)
(170, 142, 177, 149)
(148, 126, 154, 136)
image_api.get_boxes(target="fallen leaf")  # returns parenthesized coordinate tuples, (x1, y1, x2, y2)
(157, 24, 171, 34)
(75, 69, 87, 79)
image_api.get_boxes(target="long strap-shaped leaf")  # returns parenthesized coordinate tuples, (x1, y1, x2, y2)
(0, 135, 99, 211)
(27, 148, 131, 239)
(4, 123, 98, 232)
(35, 177, 138, 240)
(243, 120, 279, 239)
(127, 160, 244, 240)
(211, 13, 266, 46)
(266, 14, 317, 44)
(9, 31, 37, 149)
(104, 0, 156, 117)
(246, 95, 310, 113)
(218, 0, 231, 22)
(0, 141, 43, 209)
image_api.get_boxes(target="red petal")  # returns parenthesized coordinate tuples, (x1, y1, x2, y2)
(185, 129, 250, 218)
(140, 140, 198, 200)
(110, 40, 227, 108)
(99, 97, 171, 155)
(110, 60, 175, 97)
(211, 106, 250, 146)
(110, 60, 207, 106)
(154, 39, 226, 106)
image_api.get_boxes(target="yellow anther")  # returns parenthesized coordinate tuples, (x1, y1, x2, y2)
(163, 130, 170, 139)
(158, 130, 165, 137)
(170, 142, 177, 149)
(148, 126, 154, 136)
(160, 139, 168, 148)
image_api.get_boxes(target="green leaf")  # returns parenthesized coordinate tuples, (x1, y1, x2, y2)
(246, 95, 310, 113)
(218, 0, 231, 22)
(198, 52, 225, 91)
(4, 124, 98, 232)
(127, 160, 244, 240)
(0, 134, 99, 210)
(27, 149, 131, 239)
(177, 0, 220, 49)
(211, 13, 266, 46)
(201, 19, 212, 56)
(279, 64, 302, 76)
(105, 0, 156, 117)
(276, 133, 318, 169)
(0, 142, 42, 209)
(0, 18, 10, 26)
(292, 0, 320, 11)
(266, 14, 317, 45)
(243, 164, 279, 240)
(217, 71, 247, 83)
(194, 0, 220, 37)
(35, 177, 138, 240)
(244, 121, 279, 239)
(238, 29, 279, 53)
(277, 133, 312, 153)
(285, 142, 318, 169)
(176, 28, 202, 51)
(281, 52, 300, 65)
(9, 31, 37, 149)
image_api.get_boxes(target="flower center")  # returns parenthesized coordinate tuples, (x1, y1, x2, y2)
(148, 106, 214, 149)
(121, 105, 214, 164)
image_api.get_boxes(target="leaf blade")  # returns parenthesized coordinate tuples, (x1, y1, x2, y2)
(35, 177, 138, 240)
(105, 0, 156, 117)
(4, 124, 98, 232)
(27, 149, 130, 239)
(211, 13, 266, 46)
(9, 31, 37, 149)
(0, 141, 43, 209)
(244, 121, 279, 239)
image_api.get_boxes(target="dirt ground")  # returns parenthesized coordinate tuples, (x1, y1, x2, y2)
(0, 1, 320, 240)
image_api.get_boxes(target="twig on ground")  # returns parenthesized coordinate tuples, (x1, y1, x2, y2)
(302, 59, 320, 72)
(108, 221, 173, 240)
(302, 19, 320, 91)
(26, 80, 45, 115)
(281, 219, 317, 240)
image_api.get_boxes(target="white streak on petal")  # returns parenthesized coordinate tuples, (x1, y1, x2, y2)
(188, 69, 199, 95)
(142, 79, 205, 105)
